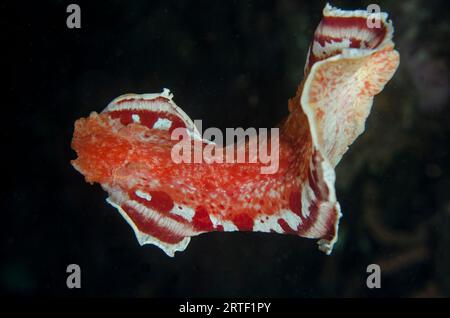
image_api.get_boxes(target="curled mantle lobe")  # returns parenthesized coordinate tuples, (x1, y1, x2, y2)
(71, 4, 399, 256)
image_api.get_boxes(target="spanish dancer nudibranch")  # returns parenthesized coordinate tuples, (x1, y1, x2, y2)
(71, 4, 399, 256)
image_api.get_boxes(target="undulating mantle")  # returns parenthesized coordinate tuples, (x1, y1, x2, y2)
(71, 4, 400, 256)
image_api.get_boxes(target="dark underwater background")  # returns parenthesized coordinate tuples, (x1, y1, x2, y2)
(3, 0, 450, 297)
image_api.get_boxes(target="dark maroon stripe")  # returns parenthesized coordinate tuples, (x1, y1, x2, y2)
(323, 205, 339, 241)
(192, 206, 215, 231)
(308, 168, 322, 199)
(277, 218, 297, 235)
(116, 96, 170, 105)
(298, 200, 320, 236)
(108, 110, 186, 133)
(122, 204, 186, 244)
(129, 190, 173, 213)
(321, 16, 387, 48)
(289, 189, 302, 217)
(231, 213, 254, 231)
(128, 189, 194, 225)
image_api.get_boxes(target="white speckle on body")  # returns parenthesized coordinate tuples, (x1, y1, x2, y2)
(153, 118, 172, 130)
(132, 114, 141, 123)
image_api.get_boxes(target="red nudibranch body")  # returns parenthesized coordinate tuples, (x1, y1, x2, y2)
(71, 4, 399, 256)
